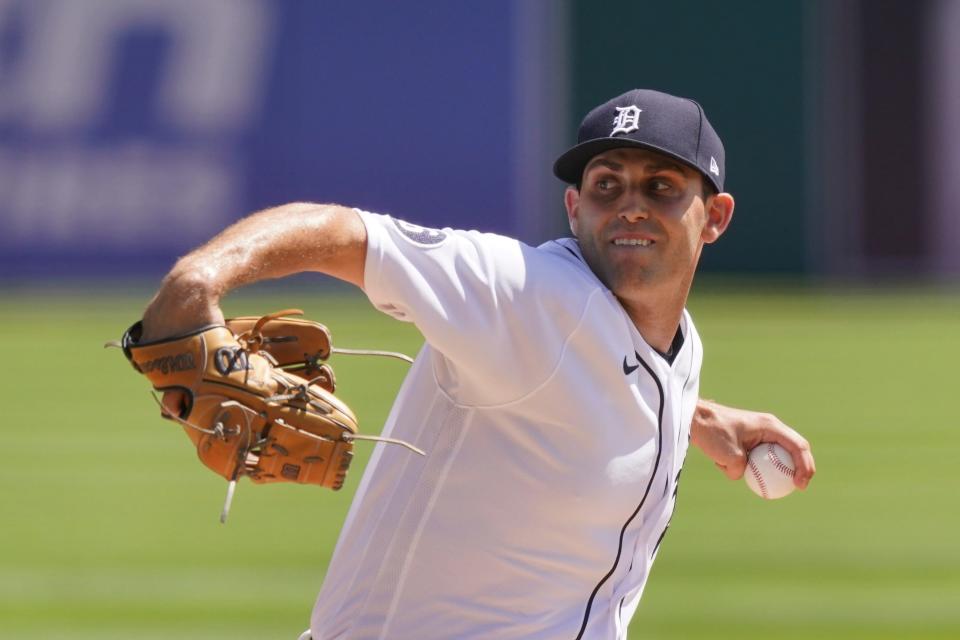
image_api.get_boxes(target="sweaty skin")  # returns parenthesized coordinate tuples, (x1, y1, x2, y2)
(142, 198, 814, 489)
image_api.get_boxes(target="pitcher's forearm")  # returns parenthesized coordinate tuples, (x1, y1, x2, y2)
(141, 203, 366, 340)
(167, 202, 366, 293)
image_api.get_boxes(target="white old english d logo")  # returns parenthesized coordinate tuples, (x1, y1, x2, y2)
(611, 105, 642, 135)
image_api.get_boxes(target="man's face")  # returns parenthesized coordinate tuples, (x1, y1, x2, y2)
(564, 147, 733, 302)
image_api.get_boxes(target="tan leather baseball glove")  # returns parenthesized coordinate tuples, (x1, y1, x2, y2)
(114, 309, 421, 522)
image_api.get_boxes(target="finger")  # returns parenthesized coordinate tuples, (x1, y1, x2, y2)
(764, 428, 815, 489)
(715, 458, 745, 481)
(793, 447, 817, 489)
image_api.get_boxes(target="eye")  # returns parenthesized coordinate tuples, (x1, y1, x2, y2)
(648, 177, 678, 195)
(593, 176, 621, 194)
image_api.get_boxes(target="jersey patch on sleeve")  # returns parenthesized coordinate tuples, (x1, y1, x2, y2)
(391, 217, 448, 246)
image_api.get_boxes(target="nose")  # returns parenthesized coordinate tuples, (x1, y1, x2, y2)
(618, 198, 649, 223)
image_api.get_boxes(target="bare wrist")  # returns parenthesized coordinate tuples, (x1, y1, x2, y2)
(690, 399, 718, 447)
(141, 268, 224, 341)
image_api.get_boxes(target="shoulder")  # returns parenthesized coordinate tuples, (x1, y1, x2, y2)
(526, 237, 606, 294)
(362, 209, 603, 297)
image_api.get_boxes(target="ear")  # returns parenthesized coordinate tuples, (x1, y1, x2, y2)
(701, 192, 734, 244)
(564, 186, 580, 236)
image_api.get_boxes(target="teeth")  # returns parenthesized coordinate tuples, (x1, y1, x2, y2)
(613, 238, 652, 246)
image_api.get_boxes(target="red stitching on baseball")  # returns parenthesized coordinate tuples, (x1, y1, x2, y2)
(766, 444, 795, 477)
(748, 460, 768, 498)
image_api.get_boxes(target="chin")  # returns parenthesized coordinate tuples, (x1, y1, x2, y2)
(607, 273, 656, 299)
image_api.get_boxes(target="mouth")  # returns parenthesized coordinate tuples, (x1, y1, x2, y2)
(611, 237, 654, 247)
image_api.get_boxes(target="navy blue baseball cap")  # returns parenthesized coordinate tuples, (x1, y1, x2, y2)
(553, 89, 725, 193)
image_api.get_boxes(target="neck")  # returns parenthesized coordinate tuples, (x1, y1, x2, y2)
(619, 296, 685, 353)
(617, 275, 693, 353)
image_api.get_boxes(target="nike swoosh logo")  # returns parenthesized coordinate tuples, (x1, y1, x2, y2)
(622, 355, 640, 375)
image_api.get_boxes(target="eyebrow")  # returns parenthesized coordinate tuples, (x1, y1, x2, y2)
(583, 156, 688, 176)
(583, 158, 624, 174)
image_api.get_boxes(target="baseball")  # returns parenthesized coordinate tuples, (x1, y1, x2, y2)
(744, 443, 797, 499)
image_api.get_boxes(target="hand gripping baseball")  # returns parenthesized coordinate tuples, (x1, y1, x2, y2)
(109, 309, 423, 523)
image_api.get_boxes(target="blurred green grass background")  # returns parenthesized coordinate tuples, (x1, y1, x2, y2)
(2, 283, 957, 639)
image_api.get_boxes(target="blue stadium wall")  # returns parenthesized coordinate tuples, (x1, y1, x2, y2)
(0, 0, 524, 279)
(2, 0, 955, 280)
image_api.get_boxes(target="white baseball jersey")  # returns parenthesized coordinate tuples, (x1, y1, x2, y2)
(309, 210, 703, 639)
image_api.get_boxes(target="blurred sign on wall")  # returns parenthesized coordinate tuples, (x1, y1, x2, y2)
(0, 0, 274, 275)
(0, 0, 556, 278)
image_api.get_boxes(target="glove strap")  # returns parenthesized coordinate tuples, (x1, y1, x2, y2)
(239, 308, 305, 354)
(271, 418, 425, 456)
(331, 347, 414, 364)
(343, 433, 425, 456)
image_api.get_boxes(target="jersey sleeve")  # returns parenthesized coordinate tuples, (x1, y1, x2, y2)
(358, 209, 595, 406)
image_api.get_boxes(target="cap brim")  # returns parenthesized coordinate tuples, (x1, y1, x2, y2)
(552, 138, 712, 189)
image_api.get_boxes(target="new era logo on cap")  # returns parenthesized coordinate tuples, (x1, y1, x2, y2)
(553, 89, 726, 193)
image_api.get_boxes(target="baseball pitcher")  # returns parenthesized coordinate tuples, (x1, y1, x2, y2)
(121, 89, 816, 639)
